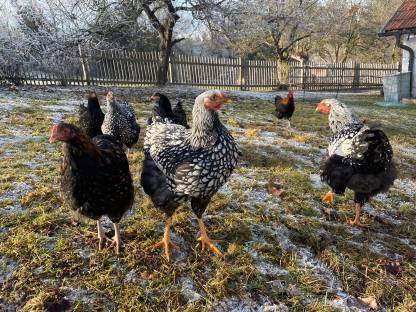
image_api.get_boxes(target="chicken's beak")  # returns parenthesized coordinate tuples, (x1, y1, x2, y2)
(316, 102, 323, 112)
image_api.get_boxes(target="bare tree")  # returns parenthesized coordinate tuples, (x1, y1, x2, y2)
(134, 0, 230, 85)
(208, 0, 320, 85)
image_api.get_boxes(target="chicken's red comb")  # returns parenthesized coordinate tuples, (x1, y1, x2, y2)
(288, 88, 294, 98)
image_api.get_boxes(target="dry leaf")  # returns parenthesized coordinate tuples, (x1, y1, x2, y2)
(359, 296, 378, 310)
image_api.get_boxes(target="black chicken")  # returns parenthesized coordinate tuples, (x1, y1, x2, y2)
(143, 90, 239, 261)
(274, 89, 295, 128)
(149, 92, 189, 128)
(78, 92, 105, 138)
(102, 91, 140, 154)
(316, 99, 397, 227)
(50, 123, 134, 253)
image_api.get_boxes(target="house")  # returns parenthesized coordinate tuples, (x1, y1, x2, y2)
(379, 0, 416, 101)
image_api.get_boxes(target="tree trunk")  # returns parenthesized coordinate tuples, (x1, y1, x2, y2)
(157, 41, 172, 85)
(277, 57, 289, 87)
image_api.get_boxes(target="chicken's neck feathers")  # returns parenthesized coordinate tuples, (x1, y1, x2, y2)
(190, 103, 220, 149)
(329, 102, 361, 133)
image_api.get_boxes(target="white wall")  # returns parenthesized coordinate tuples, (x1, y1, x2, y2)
(402, 35, 416, 97)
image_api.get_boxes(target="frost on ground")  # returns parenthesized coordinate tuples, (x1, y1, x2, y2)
(0, 86, 415, 311)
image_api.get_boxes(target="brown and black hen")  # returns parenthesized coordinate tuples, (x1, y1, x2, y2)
(274, 89, 295, 128)
(50, 123, 134, 254)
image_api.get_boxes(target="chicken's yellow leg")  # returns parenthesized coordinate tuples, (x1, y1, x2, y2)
(153, 217, 178, 262)
(197, 218, 222, 256)
(322, 191, 335, 204)
(348, 203, 369, 228)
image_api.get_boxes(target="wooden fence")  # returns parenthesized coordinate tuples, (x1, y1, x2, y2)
(0, 50, 398, 91)
(288, 61, 399, 91)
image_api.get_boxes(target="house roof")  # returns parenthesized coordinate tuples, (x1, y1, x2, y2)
(382, 0, 416, 33)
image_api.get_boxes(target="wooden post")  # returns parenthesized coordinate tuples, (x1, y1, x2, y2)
(168, 54, 173, 84)
(78, 44, 91, 86)
(300, 59, 305, 90)
(239, 56, 246, 91)
(352, 62, 360, 89)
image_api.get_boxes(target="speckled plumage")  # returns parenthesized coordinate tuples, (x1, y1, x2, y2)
(320, 100, 397, 204)
(144, 90, 239, 217)
(58, 124, 134, 223)
(102, 94, 140, 148)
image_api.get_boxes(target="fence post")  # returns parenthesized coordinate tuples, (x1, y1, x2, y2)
(78, 44, 91, 86)
(352, 62, 360, 89)
(168, 55, 173, 84)
(300, 59, 305, 90)
(239, 56, 246, 91)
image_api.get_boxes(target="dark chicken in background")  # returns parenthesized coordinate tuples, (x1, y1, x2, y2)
(149, 92, 189, 128)
(316, 99, 397, 227)
(274, 89, 295, 128)
(50, 123, 134, 254)
(78, 92, 105, 138)
(102, 91, 140, 154)
(143, 90, 239, 261)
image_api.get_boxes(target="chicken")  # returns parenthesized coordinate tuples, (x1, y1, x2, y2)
(149, 92, 189, 128)
(274, 89, 295, 128)
(143, 90, 239, 261)
(316, 99, 397, 227)
(102, 91, 140, 154)
(49, 123, 134, 254)
(78, 91, 104, 138)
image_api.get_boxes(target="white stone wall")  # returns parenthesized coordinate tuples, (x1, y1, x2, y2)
(402, 35, 416, 97)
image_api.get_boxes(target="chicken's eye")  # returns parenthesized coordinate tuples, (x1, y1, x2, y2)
(211, 94, 217, 101)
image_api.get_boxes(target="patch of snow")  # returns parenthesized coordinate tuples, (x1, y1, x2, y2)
(66, 288, 98, 305)
(125, 270, 138, 283)
(0, 134, 43, 147)
(211, 295, 271, 312)
(393, 179, 416, 198)
(0, 182, 33, 202)
(0, 256, 19, 284)
(310, 174, 324, 189)
(179, 277, 203, 303)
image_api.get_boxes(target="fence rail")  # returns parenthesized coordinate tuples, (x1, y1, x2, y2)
(0, 50, 398, 91)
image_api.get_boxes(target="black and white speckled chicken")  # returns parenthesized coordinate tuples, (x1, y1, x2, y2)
(78, 92, 104, 138)
(102, 91, 140, 153)
(49, 123, 134, 254)
(143, 90, 239, 261)
(149, 92, 189, 128)
(316, 99, 397, 227)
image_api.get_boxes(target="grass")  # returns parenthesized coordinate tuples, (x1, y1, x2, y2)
(0, 86, 415, 311)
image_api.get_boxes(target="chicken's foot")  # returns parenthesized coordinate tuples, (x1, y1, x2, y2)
(348, 203, 369, 228)
(97, 220, 122, 254)
(197, 218, 222, 256)
(153, 217, 178, 262)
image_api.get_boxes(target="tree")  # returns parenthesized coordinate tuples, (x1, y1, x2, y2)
(135, 0, 230, 85)
(207, 0, 320, 84)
